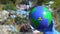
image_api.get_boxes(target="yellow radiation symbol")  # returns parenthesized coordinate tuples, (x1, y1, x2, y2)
(38, 17, 42, 21)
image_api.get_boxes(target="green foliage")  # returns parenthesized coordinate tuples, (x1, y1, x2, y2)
(0, 0, 16, 4)
(36, 0, 50, 5)
(2, 3, 16, 11)
(42, 0, 50, 4)
(0, 0, 8, 4)
(14, 16, 27, 24)
(51, 0, 60, 9)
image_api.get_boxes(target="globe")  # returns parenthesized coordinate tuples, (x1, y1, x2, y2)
(29, 6, 52, 30)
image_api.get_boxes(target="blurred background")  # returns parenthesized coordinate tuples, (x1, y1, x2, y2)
(0, 0, 60, 34)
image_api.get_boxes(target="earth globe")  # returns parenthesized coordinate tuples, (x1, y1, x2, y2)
(29, 6, 52, 31)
